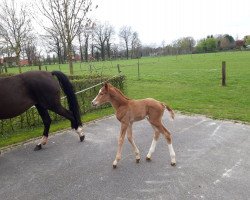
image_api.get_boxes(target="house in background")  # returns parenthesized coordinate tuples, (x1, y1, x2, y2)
(3, 57, 16, 67)
(0, 58, 3, 65)
(20, 59, 29, 66)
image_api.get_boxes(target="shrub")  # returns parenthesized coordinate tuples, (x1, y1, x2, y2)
(0, 73, 125, 135)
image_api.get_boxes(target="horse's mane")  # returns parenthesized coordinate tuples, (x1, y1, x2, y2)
(111, 86, 130, 100)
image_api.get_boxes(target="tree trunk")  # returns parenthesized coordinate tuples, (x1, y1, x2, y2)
(126, 42, 129, 59)
(16, 53, 22, 73)
(68, 42, 74, 75)
(84, 36, 89, 62)
(101, 44, 105, 61)
(107, 40, 111, 60)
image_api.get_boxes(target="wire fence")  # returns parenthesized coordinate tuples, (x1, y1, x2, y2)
(0, 74, 125, 137)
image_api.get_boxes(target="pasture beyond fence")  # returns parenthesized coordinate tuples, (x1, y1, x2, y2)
(1, 51, 250, 125)
(0, 73, 125, 136)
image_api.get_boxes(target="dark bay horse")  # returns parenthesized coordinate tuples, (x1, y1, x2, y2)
(0, 71, 84, 150)
(92, 83, 176, 168)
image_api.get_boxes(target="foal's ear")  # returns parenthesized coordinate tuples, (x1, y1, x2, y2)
(103, 82, 109, 91)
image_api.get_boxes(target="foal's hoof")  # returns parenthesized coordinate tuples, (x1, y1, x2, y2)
(136, 158, 140, 163)
(146, 157, 151, 161)
(171, 162, 176, 166)
(113, 164, 117, 169)
(34, 144, 42, 151)
(80, 135, 85, 142)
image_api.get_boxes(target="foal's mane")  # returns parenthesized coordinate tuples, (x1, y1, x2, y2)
(110, 85, 130, 100)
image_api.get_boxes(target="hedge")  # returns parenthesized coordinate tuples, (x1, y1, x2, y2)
(0, 73, 125, 136)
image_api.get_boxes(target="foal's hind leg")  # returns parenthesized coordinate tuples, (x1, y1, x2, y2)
(127, 124, 140, 163)
(150, 121, 176, 166)
(34, 105, 51, 151)
(51, 105, 85, 141)
(161, 125, 176, 166)
(146, 127, 160, 161)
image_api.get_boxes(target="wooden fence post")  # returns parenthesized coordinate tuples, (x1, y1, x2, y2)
(137, 58, 140, 80)
(117, 64, 121, 73)
(222, 61, 226, 86)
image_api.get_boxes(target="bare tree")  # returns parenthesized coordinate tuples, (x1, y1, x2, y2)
(84, 32, 90, 61)
(130, 32, 141, 59)
(172, 37, 195, 54)
(42, 27, 67, 64)
(77, 23, 94, 62)
(0, 0, 33, 73)
(93, 22, 114, 61)
(119, 26, 132, 59)
(77, 30, 84, 62)
(93, 23, 106, 61)
(36, 0, 95, 74)
(24, 37, 37, 66)
(105, 25, 115, 60)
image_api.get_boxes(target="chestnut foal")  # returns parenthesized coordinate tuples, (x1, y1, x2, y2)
(92, 83, 176, 168)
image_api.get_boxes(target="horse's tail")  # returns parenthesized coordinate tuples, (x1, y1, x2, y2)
(163, 103, 175, 119)
(51, 71, 82, 129)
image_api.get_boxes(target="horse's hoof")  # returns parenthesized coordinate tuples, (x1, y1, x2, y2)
(80, 135, 85, 142)
(171, 162, 176, 166)
(136, 158, 140, 163)
(34, 144, 42, 151)
(146, 157, 151, 161)
(113, 164, 117, 169)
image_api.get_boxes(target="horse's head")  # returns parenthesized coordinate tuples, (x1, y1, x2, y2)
(91, 82, 112, 107)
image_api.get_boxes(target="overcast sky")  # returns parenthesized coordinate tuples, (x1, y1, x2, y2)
(14, 0, 250, 46)
(93, 0, 250, 46)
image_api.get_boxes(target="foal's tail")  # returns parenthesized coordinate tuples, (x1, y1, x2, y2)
(52, 71, 82, 129)
(163, 103, 175, 119)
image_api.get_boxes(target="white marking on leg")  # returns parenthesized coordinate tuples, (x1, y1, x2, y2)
(147, 139, 157, 159)
(134, 146, 140, 160)
(39, 136, 48, 145)
(113, 159, 118, 166)
(168, 144, 176, 164)
(76, 126, 84, 137)
(130, 139, 140, 159)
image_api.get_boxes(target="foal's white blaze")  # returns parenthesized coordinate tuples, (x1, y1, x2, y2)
(168, 144, 176, 164)
(147, 138, 157, 159)
(92, 89, 101, 106)
(76, 126, 84, 137)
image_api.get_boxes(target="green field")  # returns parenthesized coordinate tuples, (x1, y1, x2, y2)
(6, 51, 250, 123)
(1, 51, 249, 149)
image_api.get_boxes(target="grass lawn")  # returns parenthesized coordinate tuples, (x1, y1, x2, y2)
(0, 107, 114, 149)
(1, 51, 249, 149)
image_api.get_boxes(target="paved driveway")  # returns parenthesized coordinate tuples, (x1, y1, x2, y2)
(0, 113, 249, 200)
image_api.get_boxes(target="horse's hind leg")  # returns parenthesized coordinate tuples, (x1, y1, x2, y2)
(127, 124, 140, 163)
(34, 105, 51, 151)
(146, 126, 160, 161)
(149, 121, 176, 166)
(51, 105, 85, 141)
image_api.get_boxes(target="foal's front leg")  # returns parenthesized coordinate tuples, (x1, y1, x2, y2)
(127, 124, 140, 163)
(113, 123, 128, 168)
